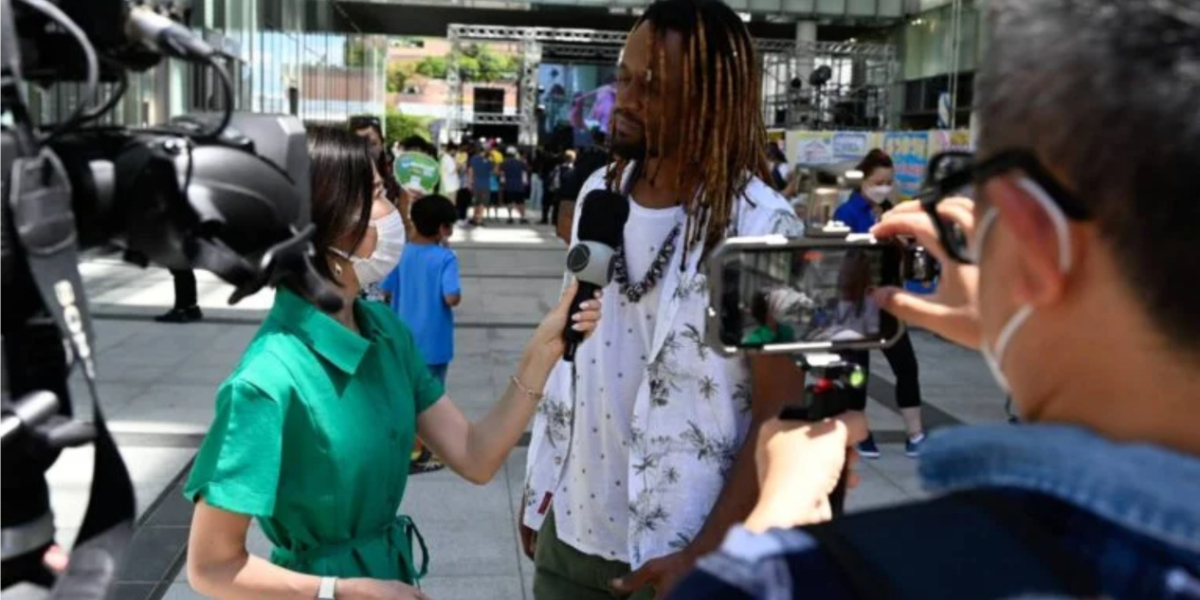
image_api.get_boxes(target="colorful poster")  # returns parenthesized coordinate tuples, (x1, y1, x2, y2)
(930, 129, 973, 154)
(882, 132, 930, 198)
(794, 131, 835, 164)
(832, 132, 869, 160)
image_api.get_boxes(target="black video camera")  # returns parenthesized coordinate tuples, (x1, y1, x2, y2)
(1, 1, 338, 596)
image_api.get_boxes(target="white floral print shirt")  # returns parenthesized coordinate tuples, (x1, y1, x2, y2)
(523, 167, 805, 568)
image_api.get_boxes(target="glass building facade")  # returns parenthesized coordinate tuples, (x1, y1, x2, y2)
(27, 0, 388, 129)
(890, 0, 986, 129)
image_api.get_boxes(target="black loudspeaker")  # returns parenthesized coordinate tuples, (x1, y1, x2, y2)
(473, 87, 505, 115)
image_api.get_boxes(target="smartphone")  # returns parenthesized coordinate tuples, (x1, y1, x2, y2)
(706, 235, 906, 356)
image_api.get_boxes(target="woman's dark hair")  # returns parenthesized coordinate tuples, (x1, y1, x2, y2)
(768, 143, 787, 164)
(411, 195, 458, 237)
(855, 148, 894, 181)
(751, 290, 771, 325)
(347, 117, 401, 205)
(838, 249, 872, 317)
(307, 125, 374, 285)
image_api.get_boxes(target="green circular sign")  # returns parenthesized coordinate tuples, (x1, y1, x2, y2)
(393, 151, 441, 195)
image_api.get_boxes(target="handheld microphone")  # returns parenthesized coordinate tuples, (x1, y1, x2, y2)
(563, 188, 630, 361)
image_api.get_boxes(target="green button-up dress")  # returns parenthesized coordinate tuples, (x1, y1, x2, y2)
(184, 288, 444, 582)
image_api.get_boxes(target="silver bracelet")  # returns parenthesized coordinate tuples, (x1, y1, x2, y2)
(511, 375, 544, 403)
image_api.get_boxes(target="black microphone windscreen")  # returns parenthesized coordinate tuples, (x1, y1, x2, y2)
(576, 189, 630, 248)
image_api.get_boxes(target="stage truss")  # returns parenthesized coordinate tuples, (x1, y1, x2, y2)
(446, 24, 897, 145)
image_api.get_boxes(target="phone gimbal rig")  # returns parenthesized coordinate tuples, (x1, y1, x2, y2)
(778, 352, 867, 517)
(770, 223, 872, 518)
(1, 1, 340, 598)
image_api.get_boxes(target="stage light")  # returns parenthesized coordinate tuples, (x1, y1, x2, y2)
(809, 65, 833, 88)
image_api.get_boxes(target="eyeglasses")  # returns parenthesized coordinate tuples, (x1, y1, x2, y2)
(918, 149, 1090, 263)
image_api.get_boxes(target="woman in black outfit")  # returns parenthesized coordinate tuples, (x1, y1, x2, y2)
(835, 149, 928, 458)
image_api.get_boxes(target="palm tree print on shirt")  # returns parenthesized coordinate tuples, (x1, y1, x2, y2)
(538, 392, 573, 449)
(673, 273, 709, 302)
(681, 421, 738, 476)
(680, 323, 710, 361)
(732, 382, 752, 414)
(647, 335, 684, 408)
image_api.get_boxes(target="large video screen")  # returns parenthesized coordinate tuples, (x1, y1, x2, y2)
(538, 63, 617, 147)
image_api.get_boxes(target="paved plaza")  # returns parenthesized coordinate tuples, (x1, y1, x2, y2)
(11, 225, 1008, 600)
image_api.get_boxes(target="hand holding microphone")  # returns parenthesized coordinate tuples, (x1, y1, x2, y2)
(563, 189, 630, 362)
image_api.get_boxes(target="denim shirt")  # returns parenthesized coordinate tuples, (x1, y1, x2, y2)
(671, 424, 1200, 600)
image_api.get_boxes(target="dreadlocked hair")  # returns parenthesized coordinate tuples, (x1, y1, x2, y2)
(606, 0, 771, 264)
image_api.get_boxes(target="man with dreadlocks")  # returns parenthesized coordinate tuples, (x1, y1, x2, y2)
(522, 2, 805, 599)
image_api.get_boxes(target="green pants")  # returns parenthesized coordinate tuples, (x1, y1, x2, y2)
(533, 511, 655, 600)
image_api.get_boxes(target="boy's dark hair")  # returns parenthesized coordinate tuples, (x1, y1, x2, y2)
(400, 135, 436, 158)
(411, 195, 458, 238)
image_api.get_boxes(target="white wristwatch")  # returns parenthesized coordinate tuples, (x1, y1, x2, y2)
(317, 576, 338, 600)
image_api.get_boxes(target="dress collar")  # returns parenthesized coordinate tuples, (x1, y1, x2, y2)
(268, 288, 390, 375)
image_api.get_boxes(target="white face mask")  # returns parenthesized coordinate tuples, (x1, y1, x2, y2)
(864, 185, 892, 204)
(976, 178, 1073, 394)
(330, 211, 406, 286)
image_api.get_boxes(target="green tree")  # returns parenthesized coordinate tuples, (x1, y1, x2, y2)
(384, 111, 433, 147)
(386, 62, 407, 93)
(415, 56, 448, 79)
(477, 49, 506, 82)
(345, 38, 366, 67)
(446, 44, 519, 82)
(456, 55, 481, 81)
(476, 46, 520, 82)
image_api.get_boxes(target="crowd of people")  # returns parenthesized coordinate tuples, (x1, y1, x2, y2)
(171, 0, 1199, 599)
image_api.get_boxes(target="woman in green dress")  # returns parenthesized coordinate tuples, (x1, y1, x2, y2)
(184, 126, 601, 600)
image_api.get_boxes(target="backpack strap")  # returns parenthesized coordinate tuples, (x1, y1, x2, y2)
(803, 489, 1100, 600)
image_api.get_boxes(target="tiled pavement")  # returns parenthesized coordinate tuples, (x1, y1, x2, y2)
(9, 224, 1006, 600)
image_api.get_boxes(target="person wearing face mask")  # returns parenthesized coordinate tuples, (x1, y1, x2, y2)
(356, 164, 405, 305)
(834, 149, 928, 457)
(183, 126, 604, 600)
(833, 149, 894, 233)
(669, 2, 1200, 598)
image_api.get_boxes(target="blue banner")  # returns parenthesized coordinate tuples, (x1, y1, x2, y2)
(882, 132, 930, 198)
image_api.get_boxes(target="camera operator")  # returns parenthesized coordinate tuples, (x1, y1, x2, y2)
(668, 1, 1200, 598)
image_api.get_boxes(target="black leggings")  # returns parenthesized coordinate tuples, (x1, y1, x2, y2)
(455, 188, 472, 221)
(541, 194, 560, 225)
(171, 269, 198, 309)
(845, 330, 923, 411)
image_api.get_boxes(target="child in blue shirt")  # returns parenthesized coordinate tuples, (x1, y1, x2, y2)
(381, 194, 462, 385)
(381, 195, 461, 474)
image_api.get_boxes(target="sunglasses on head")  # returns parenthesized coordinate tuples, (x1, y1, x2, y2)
(349, 115, 381, 130)
(918, 149, 1090, 264)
